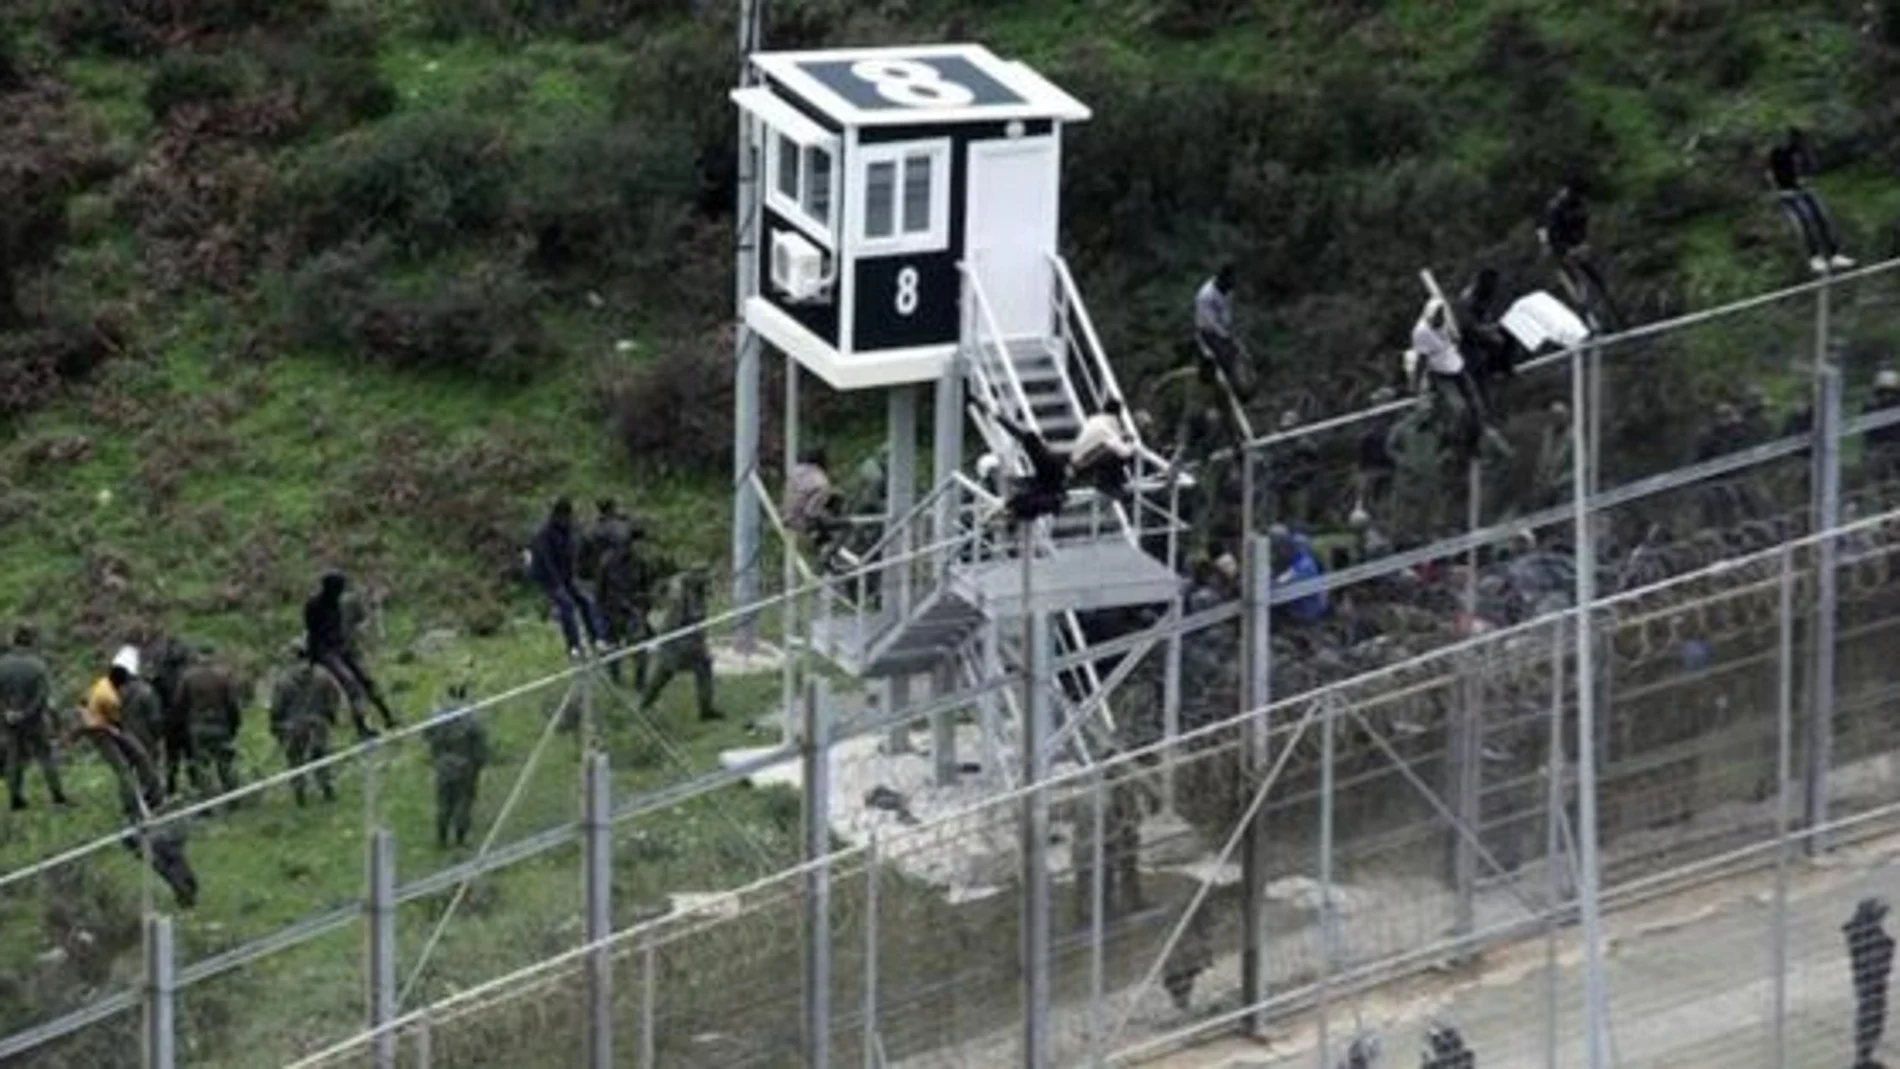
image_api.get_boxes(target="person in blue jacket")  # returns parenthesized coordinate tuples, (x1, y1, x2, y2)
(1270, 526, 1329, 625)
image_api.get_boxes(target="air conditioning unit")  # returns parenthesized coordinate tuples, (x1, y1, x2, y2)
(770, 229, 829, 302)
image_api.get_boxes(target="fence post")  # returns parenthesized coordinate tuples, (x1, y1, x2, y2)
(583, 751, 613, 1069)
(1088, 765, 1108, 1068)
(1774, 546, 1796, 1068)
(1450, 460, 1483, 945)
(1239, 532, 1273, 1034)
(1569, 342, 1610, 1069)
(1163, 597, 1183, 811)
(1021, 609, 1052, 1069)
(367, 827, 396, 1069)
(142, 913, 175, 1069)
(1804, 361, 1841, 854)
(863, 827, 880, 1069)
(414, 1010, 432, 1068)
(1544, 617, 1566, 1069)
(639, 935, 657, 1069)
(803, 678, 833, 1069)
(1317, 695, 1338, 1066)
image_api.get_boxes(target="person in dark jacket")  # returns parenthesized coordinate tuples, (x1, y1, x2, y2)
(977, 403, 1069, 526)
(529, 498, 607, 661)
(1768, 127, 1853, 273)
(1538, 181, 1619, 326)
(1846, 897, 1895, 1069)
(304, 572, 397, 739)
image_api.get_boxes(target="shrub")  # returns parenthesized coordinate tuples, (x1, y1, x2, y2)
(274, 244, 550, 383)
(283, 110, 510, 257)
(598, 326, 779, 480)
(415, 0, 684, 41)
(333, 421, 567, 585)
(0, 312, 128, 417)
(41, 0, 331, 56)
(256, 11, 399, 137)
(143, 51, 243, 122)
(509, 117, 698, 279)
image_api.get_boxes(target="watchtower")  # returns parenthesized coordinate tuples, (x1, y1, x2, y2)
(730, 44, 1184, 780)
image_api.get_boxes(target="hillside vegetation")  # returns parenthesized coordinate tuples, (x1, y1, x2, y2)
(2, 0, 1900, 1064)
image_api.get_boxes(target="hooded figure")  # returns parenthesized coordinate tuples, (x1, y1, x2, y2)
(1847, 896, 1895, 1069)
(305, 571, 397, 739)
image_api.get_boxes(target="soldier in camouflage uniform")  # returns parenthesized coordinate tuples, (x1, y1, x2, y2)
(424, 683, 490, 848)
(114, 647, 166, 764)
(584, 499, 646, 686)
(1385, 404, 1451, 539)
(270, 641, 339, 806)
(1069, 764, 1147, 925)
(175, 647, 243, 801)
(0, 625, 71, 810)
(637, 569, 722, 721)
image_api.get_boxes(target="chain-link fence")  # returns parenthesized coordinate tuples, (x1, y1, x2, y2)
(8, 262, 1900, 1067)
(277, 502, 1900, 1069)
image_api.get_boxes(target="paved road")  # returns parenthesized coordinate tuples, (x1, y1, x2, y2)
(1139, 826, 1900, 1068)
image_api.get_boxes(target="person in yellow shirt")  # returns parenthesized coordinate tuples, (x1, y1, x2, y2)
(82, 663, 130, 732)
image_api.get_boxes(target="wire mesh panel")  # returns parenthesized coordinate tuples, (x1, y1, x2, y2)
(178, 923, 364, 1068)
(0, 840, 149, 1059)
(635, 864, 810, 1065)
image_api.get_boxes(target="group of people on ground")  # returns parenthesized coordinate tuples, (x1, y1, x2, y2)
(525, 496, 723, 721)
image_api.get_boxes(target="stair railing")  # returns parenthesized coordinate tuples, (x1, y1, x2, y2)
(962, 261, 1039, 470)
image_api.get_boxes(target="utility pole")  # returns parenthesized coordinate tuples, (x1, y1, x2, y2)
(730, 0, 769, 640)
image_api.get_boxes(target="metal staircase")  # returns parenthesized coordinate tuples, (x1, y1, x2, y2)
(799, 256, 1186, 769)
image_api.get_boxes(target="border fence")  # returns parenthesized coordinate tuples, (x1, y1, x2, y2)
(3, 258, 1900, 1068)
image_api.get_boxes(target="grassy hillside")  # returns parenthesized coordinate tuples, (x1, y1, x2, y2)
(3, 0, 1900, 1063)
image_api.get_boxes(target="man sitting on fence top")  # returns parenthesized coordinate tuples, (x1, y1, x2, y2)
(976, 402, 1069, 527)
(1070, 398, 1136, 508)
(1193, 262, 1251, 399)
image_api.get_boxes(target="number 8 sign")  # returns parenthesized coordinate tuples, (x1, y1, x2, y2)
(849, 59, 976, 109)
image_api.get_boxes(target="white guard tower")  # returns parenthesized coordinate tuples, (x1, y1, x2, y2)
(730, 44, 1184, 781)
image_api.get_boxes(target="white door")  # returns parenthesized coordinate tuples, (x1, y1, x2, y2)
(965, 137, 1059, 341)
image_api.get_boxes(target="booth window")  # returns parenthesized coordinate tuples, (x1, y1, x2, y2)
(767, 130, 837, 241)
(858, 140, 950, 254)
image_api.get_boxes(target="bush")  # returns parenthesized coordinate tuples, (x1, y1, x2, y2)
(598, 326, 778, 480)
(415, 0, 683, 41)
(143, 51, 242, 122)
(274, 243, 550, 383)
(41, 0, 331, 56)
(510, 117, 698, 279)
(255, 11, 398, 137)
(332, 421, 567, 585)
(0, 312, 128, 417)
(284, 110, 510, 257)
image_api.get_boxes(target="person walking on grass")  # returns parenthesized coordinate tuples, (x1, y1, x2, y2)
(528, 498, 608, 663)
(1, 625, 71, 810)
(304, 571, 398, 739)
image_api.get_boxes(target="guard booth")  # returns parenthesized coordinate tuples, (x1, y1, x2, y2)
(733, 43, 1088, 387)
(729, 44, 1183, 782)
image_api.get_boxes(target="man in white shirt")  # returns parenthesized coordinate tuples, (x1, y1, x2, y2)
(1070, 398, 1136, 506)
(1407, 298, 1503, 462)
(1193, 263, 1251, 399)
